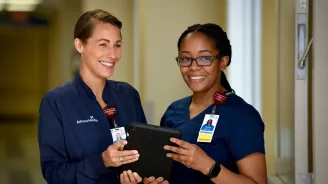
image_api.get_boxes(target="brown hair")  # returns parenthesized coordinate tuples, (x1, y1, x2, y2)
(74, 9, 122, 43)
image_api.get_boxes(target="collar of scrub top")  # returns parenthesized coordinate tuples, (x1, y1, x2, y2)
(73, 73, 111, 100)
(74, 73, 117, 127)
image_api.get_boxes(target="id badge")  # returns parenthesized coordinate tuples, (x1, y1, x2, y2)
(110, 127, 127, 143)
(197, 114, 219, 143)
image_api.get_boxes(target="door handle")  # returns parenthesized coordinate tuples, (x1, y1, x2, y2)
(298, 37, 313, 69)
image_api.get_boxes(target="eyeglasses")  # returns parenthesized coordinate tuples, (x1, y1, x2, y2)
(175, 55, 220, 67)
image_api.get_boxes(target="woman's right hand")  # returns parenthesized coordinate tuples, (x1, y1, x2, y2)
(102, 140, 140, 167)
(143, 176, 169, 184)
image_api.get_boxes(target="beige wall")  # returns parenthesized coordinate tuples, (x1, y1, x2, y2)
(313, 0, 328, 183)
(48, 0, 81, 88)
(262, 0, 278, 175)
(48, 12, 62, 88)
(262, 0, 295, 179)
(276, 0, 295, 182)
(0, 27, 48, 117)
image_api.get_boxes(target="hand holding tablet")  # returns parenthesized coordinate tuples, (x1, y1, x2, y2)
(102, 140, 140, 168)
(120, 123, 181, 182)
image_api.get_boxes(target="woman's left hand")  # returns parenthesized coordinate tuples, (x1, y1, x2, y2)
(163, 138, 215, 175)
(120, 170, 142, 184)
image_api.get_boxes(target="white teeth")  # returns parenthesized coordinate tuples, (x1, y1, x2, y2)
(100, 61, 114, 66)
(190, 76, 205, 80)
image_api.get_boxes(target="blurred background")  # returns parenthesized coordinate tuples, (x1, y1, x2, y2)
(0, 0, 327, 184)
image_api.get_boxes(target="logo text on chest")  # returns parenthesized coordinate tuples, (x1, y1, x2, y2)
(77, 116, 99, 124)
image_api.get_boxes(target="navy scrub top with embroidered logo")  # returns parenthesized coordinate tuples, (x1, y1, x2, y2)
(160, 93, 265, 184)
(38, 74, 147, 184)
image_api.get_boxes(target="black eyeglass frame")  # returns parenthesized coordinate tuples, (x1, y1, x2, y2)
(175, 55, 222, 67)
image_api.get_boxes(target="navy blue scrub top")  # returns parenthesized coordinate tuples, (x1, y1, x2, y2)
(38, 74, 147, 184)
(160, 93, 265, 184)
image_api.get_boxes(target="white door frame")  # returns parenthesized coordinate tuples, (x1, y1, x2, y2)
(294, 0, 312, 183)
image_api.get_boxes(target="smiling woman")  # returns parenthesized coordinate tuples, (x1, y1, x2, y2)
(160, 23, 267, 184)
(38, 9, 147, 184)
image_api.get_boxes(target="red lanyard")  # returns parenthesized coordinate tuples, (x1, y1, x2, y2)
(103, 105, 118, 128)
(211, 91, 231, 114)
(213, 91, 228, 104)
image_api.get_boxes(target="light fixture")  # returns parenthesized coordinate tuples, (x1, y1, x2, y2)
(0, 0, 43, 12)
(0, 0, 5, 11)
(7, 3, 37, 11)
(7, 0, 42, 4)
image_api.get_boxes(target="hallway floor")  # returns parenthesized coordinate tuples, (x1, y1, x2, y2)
(0, 122, 45, 184)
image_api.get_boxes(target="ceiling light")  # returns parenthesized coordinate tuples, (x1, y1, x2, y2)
(0, 0, 5, 11)
(7, 3, 37, 11)
(0, 0, 43, 12)
(7, 0, 42, 4)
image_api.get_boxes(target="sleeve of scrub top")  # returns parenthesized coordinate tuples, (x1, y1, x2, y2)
(160, 107, 169, 127)
(38, 94, 108, 184)
(227, 105, 265, 161)
(160, 110, 167, 126)
(160, 101, 176, 127)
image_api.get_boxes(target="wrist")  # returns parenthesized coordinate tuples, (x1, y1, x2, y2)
(207, 162, 221, 179)
(201, 158, 216, 175)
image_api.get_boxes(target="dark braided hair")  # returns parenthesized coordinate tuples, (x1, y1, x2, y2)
(177, 23, 233, 92)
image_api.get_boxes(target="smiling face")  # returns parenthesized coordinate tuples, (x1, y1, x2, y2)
(178, 32, 228, 93)
(75, 22, 122, 79)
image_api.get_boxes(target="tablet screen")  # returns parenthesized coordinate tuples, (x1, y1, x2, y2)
(121, 123, 181, 181)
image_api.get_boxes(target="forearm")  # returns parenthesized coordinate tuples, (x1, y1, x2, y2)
(210, 165, 258, 184)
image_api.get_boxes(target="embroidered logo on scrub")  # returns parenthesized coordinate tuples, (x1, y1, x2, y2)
(77, 116, 99, 124)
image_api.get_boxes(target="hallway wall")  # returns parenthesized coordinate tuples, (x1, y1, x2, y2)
(0, 27, 48, 120)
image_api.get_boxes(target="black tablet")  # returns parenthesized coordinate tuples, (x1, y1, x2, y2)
(121, 122, 181, 181)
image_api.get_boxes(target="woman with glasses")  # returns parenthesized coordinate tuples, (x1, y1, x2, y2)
(158, 23, 267, 184)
